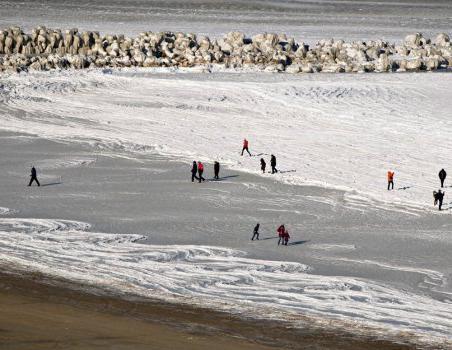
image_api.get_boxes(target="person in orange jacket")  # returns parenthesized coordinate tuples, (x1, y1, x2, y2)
(197, 161, 206, 183)
(241, 138, 251, 156)
(387, 170, 394, 190)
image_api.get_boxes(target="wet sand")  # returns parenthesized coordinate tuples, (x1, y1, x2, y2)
(0, 271, 416, 350)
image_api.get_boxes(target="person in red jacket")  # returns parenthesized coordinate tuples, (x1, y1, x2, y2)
(241, 138, 251, 156)
(277, 224, 285, 246)
(197, 161, 206, 183)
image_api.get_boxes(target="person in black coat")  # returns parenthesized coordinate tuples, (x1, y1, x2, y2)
(270, 154, 277, 174)
(214, 161, 220, 180)
(28, 166, 40, 186)
(260, 158, 266, 174)
(433, 189, 445, 211)
(439, 168, 447, 188)
(251, 223, 260, 240)
(191, 161, 199, 182)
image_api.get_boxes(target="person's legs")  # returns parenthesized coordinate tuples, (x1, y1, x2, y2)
(246, 147, 251, 156)
(28, 177, 33, 186)
(439, 200, 443, 211)
(278, 237, 281, 245)
(241, 147, 245, 156)
(441, 179, 444, 188)
(391, 181, 394, 190)
(36, 178, 40, 186)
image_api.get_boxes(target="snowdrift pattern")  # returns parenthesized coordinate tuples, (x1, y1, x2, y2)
(0, 217, 450, 346)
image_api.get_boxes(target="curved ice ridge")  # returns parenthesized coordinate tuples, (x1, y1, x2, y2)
(0, 217, 450, 346)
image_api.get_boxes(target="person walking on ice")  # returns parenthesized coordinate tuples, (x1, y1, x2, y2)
(433, 189, 445, 211)
(283, 228, 290, 246)
(214, 161, 220, 180)
(439, 168, 447, 188)
(387, 170, 394, 190)
(191, 161, 199, 182)
(260, 158, 266, 174)
(197, 161, 205, 183)
(251, 223, 260, 240)
(28, 166, 40, 187)
(271, 155, 278, 174)
(277, 224, 285, 245)
(241, 138, 251, 156)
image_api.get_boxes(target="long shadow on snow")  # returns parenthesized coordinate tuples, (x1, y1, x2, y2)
(208, 175, 240, 182)
(288, 240, 310, 246)
(40, 182, 62, 187)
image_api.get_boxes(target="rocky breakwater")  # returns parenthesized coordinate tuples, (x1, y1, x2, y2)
(0, 26, 451, 73)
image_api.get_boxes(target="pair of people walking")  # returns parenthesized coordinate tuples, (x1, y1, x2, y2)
(260, 155, 277, 174)
(277, 224, 290, 246)
(191, 161, 205, 183)
(434, 169, 447, 211)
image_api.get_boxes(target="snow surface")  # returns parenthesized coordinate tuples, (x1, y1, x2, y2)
(1, 69, 451, 211)
(0, 217, 450, 346)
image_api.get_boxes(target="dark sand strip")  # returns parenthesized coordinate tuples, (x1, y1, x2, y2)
(0, 271, 417, 350)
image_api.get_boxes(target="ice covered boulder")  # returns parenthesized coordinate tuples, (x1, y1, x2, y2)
(434, 33, 450, 47)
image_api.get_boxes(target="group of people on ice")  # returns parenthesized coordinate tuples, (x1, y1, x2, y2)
(251, 223, 291, 245)
(191, 160, 220, 182)
(251, 223, 290, 245)
(27, 136, 450, 214)
(387, 168, 448, 211)
(242, 138, 278, 174)
(190, 139, 279, 183)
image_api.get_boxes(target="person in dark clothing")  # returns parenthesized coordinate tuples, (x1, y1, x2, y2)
(260, 158, 266, 174)
(251, 223, 260, 240)
(197, 161, 206, 183)
(283, 229, 290, 246)
(241, 138, 251, 156)
(433, 189, 445, 211)
(270, 155, 277, 174)
(439, 168, 447, 188)
(214, 161, 220, 180)
(28, 166, 40, 187)
(191, 161, 199, 182)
